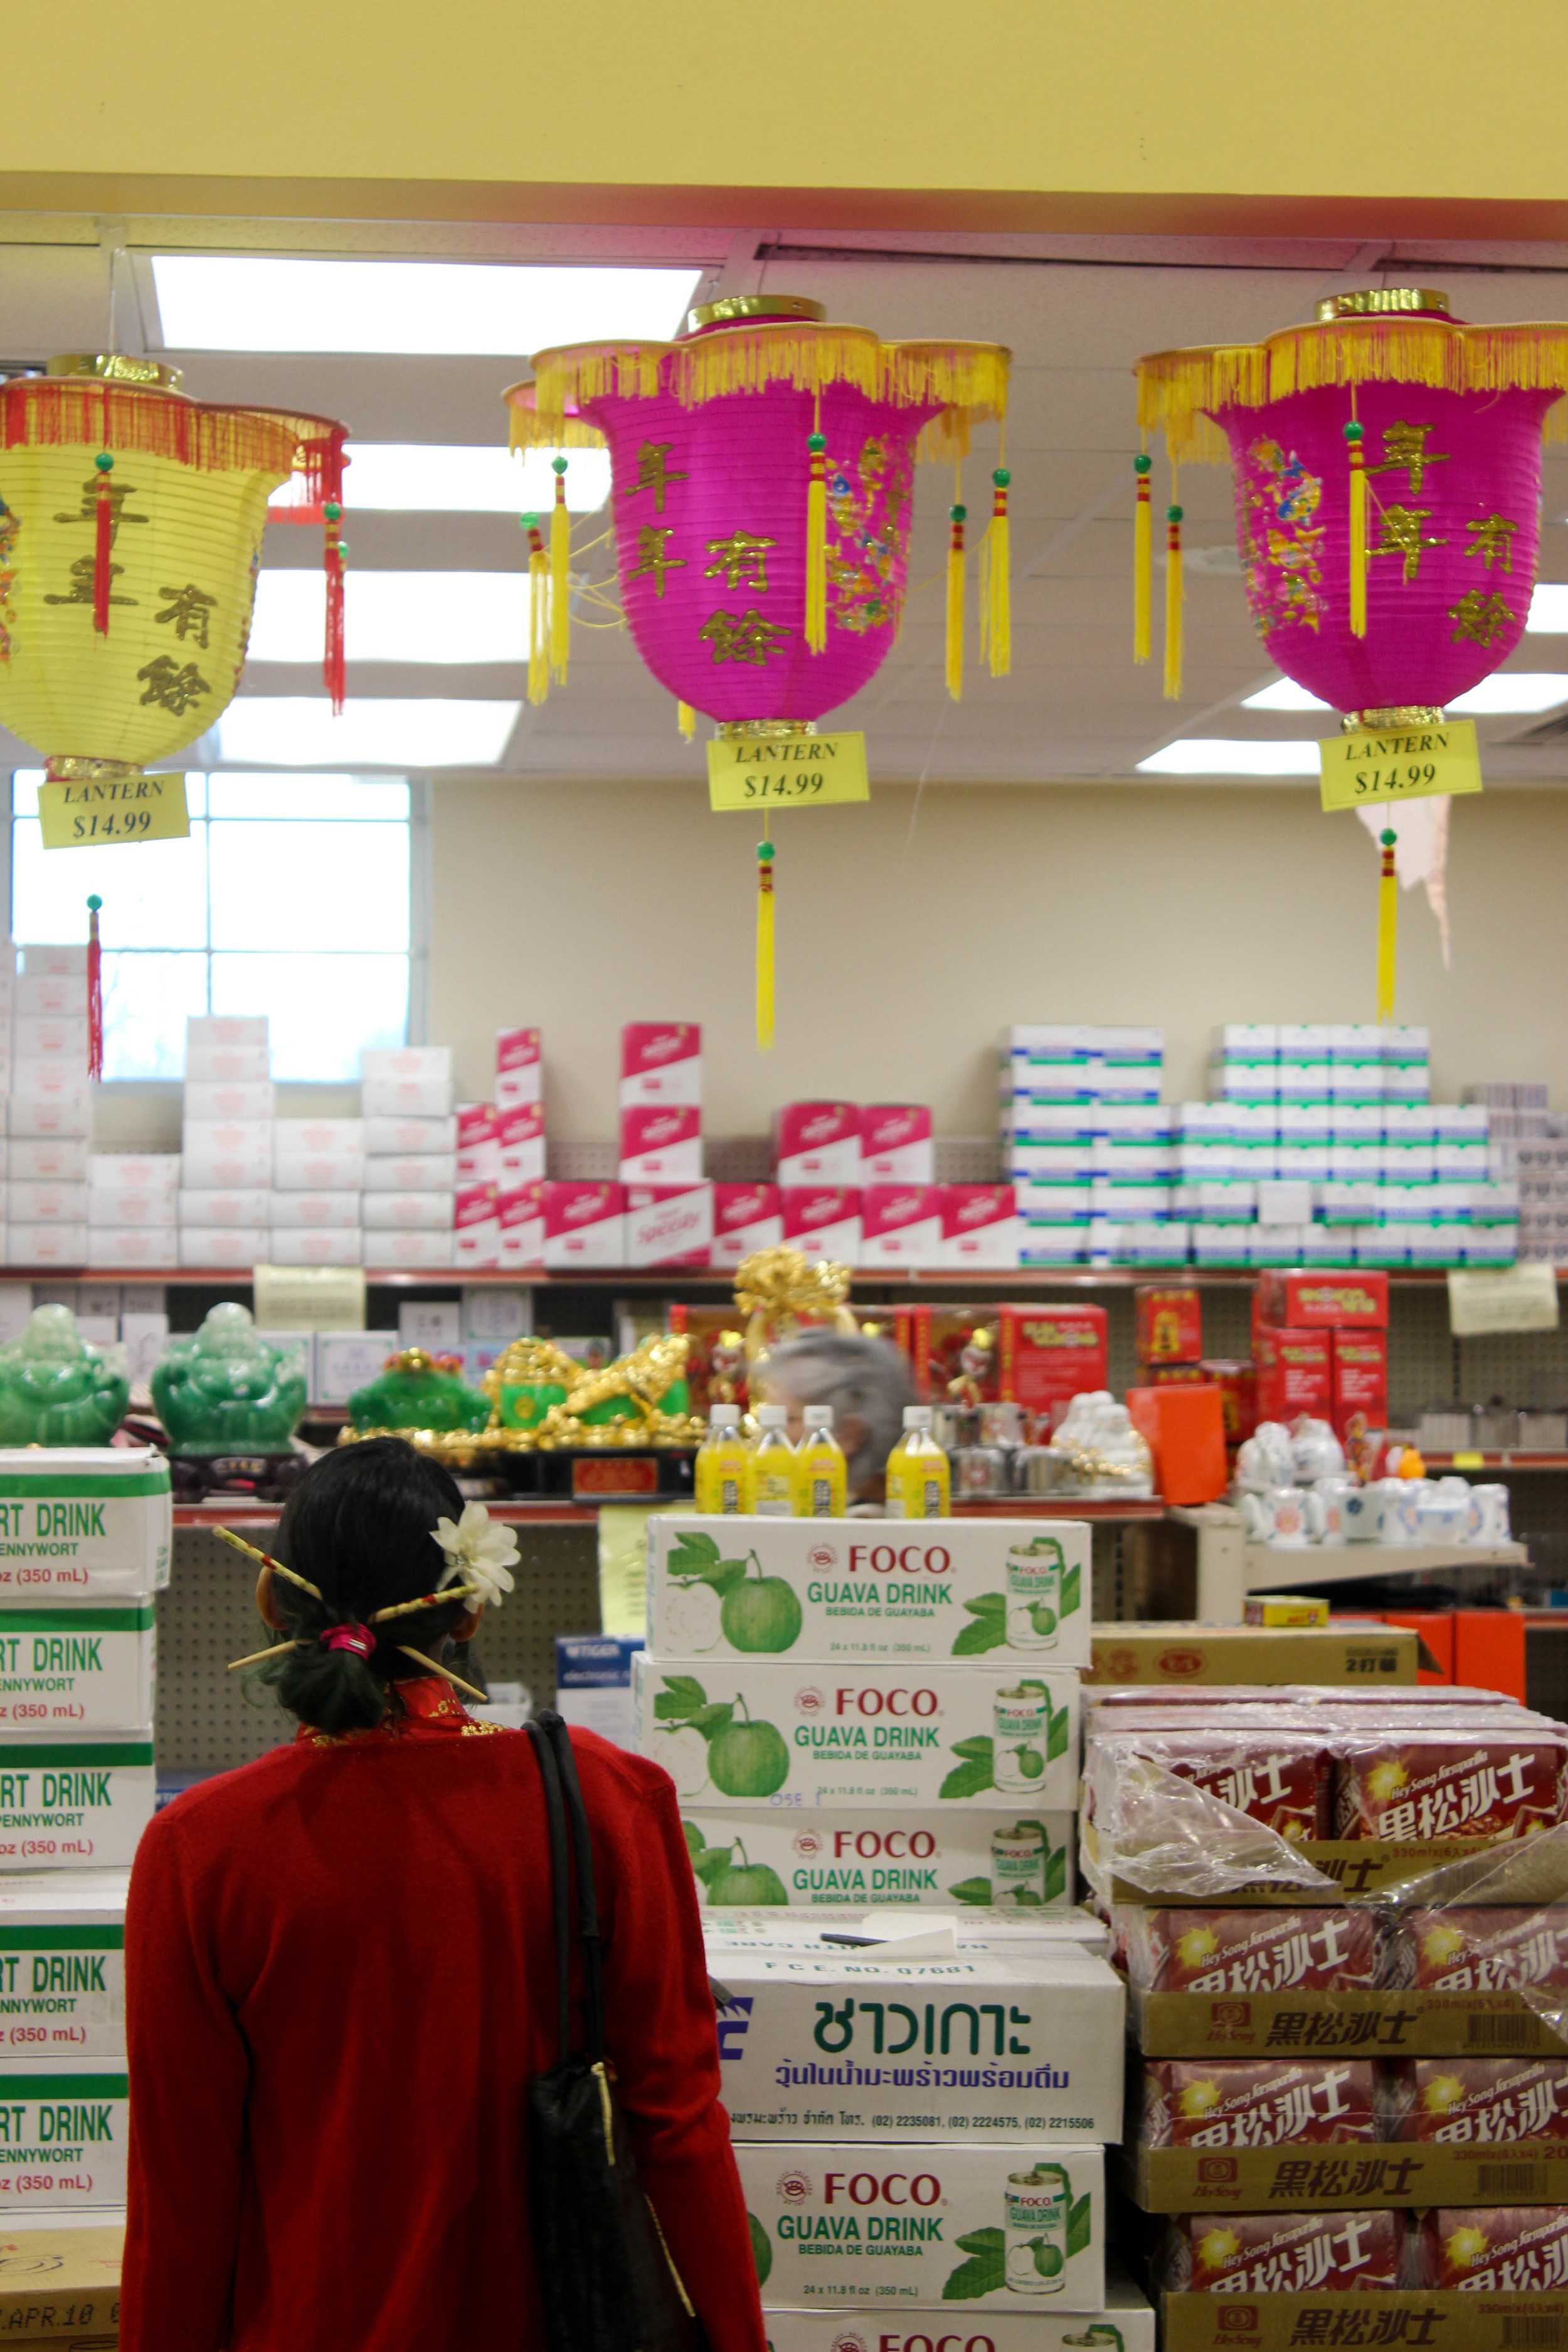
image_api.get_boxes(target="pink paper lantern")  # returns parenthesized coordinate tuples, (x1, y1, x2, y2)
(1136, 292, 1568, 719)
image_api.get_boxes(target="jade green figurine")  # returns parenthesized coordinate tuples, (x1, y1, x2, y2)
(153, 1302, 309, 1456)
(0, 1303, 130, 1448)
(346, 1348, 491, 1436)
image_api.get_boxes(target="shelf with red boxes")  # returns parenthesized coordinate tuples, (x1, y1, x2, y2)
(14, 1264, 1565, 1291)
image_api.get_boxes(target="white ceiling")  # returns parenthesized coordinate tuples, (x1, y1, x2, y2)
(4, 219, 1568, 784)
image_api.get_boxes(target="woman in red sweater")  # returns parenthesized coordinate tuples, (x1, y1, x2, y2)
(121, 1437, 767, 2352)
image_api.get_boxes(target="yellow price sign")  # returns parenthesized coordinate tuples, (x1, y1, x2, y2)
(707, 730, 869, 812)
(1318, 717, 1482, 813)
(38, 773, 190, 850)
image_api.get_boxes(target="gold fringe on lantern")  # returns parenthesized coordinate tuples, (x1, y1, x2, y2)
(549, 465, 571, 682)
(1133, 452, 1153, 664)
(946, 471, 967, 702)
(978, 449, 1010, 679)
(0, 379, 302, 476)
(755, 839, 776, 1052)
(1163, 477, 1184, 702)
(1347, 400, 1368, 640)
(676, 701, 696, 740)
(1136, 316, 1568, 464)
(805, 391, 829, 655)
(1376, 827, 1399, 1021)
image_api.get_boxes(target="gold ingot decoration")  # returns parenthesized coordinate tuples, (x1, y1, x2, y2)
(340, 1330, 701, 1459)
(733, 1244, 859, 1365)
(0, 358, 347, 782)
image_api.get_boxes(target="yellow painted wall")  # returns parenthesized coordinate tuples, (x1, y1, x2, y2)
(8, 2, 1568, 230)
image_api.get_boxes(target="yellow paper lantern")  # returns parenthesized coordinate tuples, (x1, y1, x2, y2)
(0, 356, 349, 786)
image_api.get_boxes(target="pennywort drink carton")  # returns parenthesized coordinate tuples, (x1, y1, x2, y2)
(648, 1517, 1091, 1668)
(0, 1451, 170, 1597)
(756, 2272, 1155, 2352)
(0, 1872, 126, 2063)
(0, 1606, 155, 1732)
(635, 1660, 1079, 1813)
(711, 1946, 1124, 2140)
(0, 1739, 155, 1869)
(0, 2070, 129, 2210)
(736, 2140, 1105, 2312)
(679, 1809, 1075, 1912)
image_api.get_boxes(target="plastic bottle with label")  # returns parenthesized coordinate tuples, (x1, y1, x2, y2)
(884, 1404, 951, 1519)
(793, 1403, 848, 1518)
(694, 1402, 753, 1515)
(751, 1403, 798, 1517)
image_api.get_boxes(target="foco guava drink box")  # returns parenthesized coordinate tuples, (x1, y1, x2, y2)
(758, 2276, 1155, 2352)
(0, 1608, 154, 1733)
(681, 1810, 1075, 1912)
(737, 2140, 1104, 2312)
(637, 1660, 1079, 1812)
(0, 1872, 127, 2064)
(712, 1947, 1123, 2141)
(0, 2071, 128, 2209)
(647, 1518, 1092, 1669)
(0, 1453, 170, 1597)
(0, 1740, 154, 1869)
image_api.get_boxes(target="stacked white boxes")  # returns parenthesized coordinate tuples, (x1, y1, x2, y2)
(271, 1115, 364, 1267)
(362, 1048, 456, 1270)
(638, 1512, 1142, 2337)
(0, 1443, 170, 2214)
(178, 1017, 272, 1270)
(9, 949, 95, 1269)
(494, 1027, 545, 1271)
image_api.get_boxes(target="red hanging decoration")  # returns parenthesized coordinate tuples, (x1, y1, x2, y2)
(86, 894, 103, 1080)
(322, 499, 346, 716)
(91, 451, 114, 637)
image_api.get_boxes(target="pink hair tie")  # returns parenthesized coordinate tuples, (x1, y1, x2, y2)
(322, 1624, 376, 1658)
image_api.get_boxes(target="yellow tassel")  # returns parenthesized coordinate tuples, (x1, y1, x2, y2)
(548, 458, 571, 681)
(1375, 827, 1398, 1020)
(755, 840, 776, 1052)
(945, 480, 966, 704)
(1346, 411, 1367, 639)
(524, 520, 549, 707)
(1132, 450, 1153, 664)
(1162, 489, 1184, 702)
(978, 460, 1010, 679)
(805, 395, 829, 654)
(676, 701, 696, 740)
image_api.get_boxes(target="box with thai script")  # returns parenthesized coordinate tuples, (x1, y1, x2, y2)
(713, 1946, 1121, 2141)
(648, 1516, 1092, 1667)
(0, 1455, 169, 1597)
(0, 1739, 154, 1869)
(635, 1658, 1079, 1813)
(736, 2137, 1104, 2311)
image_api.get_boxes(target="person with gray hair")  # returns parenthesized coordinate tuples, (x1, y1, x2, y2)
(760, 1330, 918, 1507)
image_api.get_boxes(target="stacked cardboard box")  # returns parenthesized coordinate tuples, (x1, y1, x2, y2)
(8, 947, 95, 1269)
(178, 1015, 271, 1269)
(270, 1114, 363, 1266)
(640, 1508, 1146, 2336)
(362, 1047, 455, 1270)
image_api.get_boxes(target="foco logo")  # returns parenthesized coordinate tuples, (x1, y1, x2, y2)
(793, 1829, 825, 1858)
(832, 1830, 936, 1858)
(835, 1687, 939, 1718)
(825, 2172, 942, 2208)
(807, 1540, 839, 1572)
(795, 1687, 827, 1717)
(846, 1542, 953, 1576)
(777, 2169, 812, 2205)
(830, 2333, 871, 2352)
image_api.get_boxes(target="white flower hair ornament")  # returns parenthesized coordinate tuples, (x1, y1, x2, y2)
(431, 1502, 520, 1611)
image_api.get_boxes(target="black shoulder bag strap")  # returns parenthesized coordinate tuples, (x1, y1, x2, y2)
(524, 1714, 573, 2065)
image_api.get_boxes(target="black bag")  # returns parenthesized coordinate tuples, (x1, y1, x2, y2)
(524, 1709, 708, 2352)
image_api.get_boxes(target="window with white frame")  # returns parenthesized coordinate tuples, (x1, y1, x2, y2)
(6, 773, 422, 1083)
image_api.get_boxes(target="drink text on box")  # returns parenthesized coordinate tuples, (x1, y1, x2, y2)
(38, 774, 189, 849)
(707, 731, 870, 812)
(1318, 718, 1482, 812)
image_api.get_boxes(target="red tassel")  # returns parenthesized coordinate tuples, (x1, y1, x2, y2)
(92, 453, 114, 637)
(86, 896, 103, 1081)
(323, 499, 346, 715)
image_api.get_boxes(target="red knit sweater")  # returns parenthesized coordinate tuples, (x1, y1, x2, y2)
(120, 1682, 767, 2352)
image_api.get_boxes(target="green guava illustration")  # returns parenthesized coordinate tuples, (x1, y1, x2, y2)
(748, 2212, 773, 2286)
(1012, 1745, 1045, 1781)
(721, 1555, 804, 1654)
(710, 1851, 790, 1905)
(709, 1700, 790, 1799)
(1029, 1603, 1056, 1636)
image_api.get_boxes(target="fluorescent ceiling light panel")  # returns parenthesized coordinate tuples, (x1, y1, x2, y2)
(1243, 679, 1331, 712)
(216, 699, 519, 768)
(269, 442, 612, 516)
(1528, 583, 1568, 630)
(1138, 739, 1320, 776)
(152, 257, 702, 356)
(249, 570, 528, 665)
(1242, 672, 1568, 715)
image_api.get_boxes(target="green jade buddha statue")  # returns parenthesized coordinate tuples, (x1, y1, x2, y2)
(153, 1303, 308, 1456)
(0, 1304, 131, 1448)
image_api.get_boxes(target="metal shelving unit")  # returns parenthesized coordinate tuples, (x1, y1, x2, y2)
(13, 1264, 1568, 1290)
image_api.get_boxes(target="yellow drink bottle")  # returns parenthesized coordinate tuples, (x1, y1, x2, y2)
(751, 1403, 798, 1517)
(885, 1404, 951, 1519)
(694, 1402, 753, 1515)
(794, 1403, 848, 1518)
